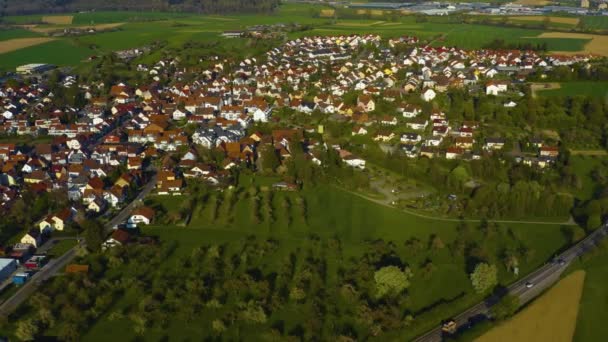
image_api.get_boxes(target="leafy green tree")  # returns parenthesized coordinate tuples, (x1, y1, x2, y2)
(57, 322, 80, 342)
(15, 318, 39, 341)
(239, 301, 267, 323)
(374, 266, 412, 298)
(587, 214, 602, 231)
(491, 294, 519, 320)
(212, 319, 226, 334)
(470, 263, 497, 293)
(82, 219, 105, 252)
(429, 234, 445, 250)
(260, 146, 280, 172)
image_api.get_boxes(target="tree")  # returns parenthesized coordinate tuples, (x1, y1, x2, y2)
(82, 219, 105, 252)
(374, 266, 412, 298)
(260, 146, 280, 172)
(15, 318, 39, 341)
(470, 263, 497, 293)
(587, 214, 601, 231)
(212, 319, 226, 334)
(57, 322, 80, 341)
(491, 294, 519, 320)
(561, 225, 586, 244)
(429, 234, 445, 250)
(239, 301, 267, 323)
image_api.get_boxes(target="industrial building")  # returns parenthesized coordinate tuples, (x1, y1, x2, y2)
(0, 258, 18, 282)
(16, 63, 55, 75)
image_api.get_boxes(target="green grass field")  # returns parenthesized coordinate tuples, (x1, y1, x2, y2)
(87, 184, 569, 341)
(581, 16, 608, 30)
(568, 155, 607, 200)
(572, 247, 608, 342)
(1, 14, 44, 24)
(0, 28, 43, 40)
(538, 82, 608, 98)
(72, 11, 188, 25)
(0, 39, 93, 70)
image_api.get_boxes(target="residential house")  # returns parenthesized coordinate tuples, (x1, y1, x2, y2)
(102, 229, 131, 250)
(352, 126, 368, 136)
(21, 229, 42, 248)
(446, 147, 464, 160)
(406, 119, 428, 130)
(485, 137, 505, 150)
(421, 88, 436, 102)
(129, 206, 155, 226)
(357, 95, 375, 112)
(486, 81, 508, 96)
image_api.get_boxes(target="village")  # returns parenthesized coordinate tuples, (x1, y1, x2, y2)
(0, 32, 595, 287)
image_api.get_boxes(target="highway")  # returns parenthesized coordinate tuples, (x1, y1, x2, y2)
(414, 223, 608, 342)
(0, 172, 157, 317)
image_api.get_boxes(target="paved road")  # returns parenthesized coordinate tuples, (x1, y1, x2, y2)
(414, 223, 608, 342)
(0, 172, 157, 317)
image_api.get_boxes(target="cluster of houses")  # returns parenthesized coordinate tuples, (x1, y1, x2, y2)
(0, 33, 587, 257)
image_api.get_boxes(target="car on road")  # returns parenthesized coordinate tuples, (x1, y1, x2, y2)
(525, 281, 534, 288)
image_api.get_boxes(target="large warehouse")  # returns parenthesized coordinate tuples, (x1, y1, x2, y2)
(15, 63, 55, 75)
(0, 258, 18, 282)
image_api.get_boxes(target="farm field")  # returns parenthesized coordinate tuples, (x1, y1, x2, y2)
(0, 37, 56, 54)
(536, 32, 608, 55)
(0, 39, 92, 69)
(502, 15, 579, 30)
(476, 270, 585, 342)
(514, 0, 550, 5)
(508, 16, 579, 26)
(580, 16, 608, 30)
(27, 23, 125, 34)
(41, 15, 73, 25)
(0, 28, 42, 40)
